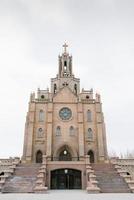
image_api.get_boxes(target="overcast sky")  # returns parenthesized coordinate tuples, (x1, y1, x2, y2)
(0, 0, 134, 158)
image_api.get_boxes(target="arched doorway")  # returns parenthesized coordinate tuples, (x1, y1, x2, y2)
(88, 150, 94, 163)
(36, 150, 43, 163)
(51, 169, 81, 189)
(59, 149, 72, 161)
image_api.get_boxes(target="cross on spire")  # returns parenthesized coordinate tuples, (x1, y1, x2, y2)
(63, 43, 68, 53)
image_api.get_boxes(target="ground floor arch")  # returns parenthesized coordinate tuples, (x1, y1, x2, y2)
(88, 150, 95, 163)
(51, 168, 82, 189)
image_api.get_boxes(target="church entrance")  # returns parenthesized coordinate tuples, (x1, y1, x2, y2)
(51, 169, 81, 189)
(88, 150, 94, 163)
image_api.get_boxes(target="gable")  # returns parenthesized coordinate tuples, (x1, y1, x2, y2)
(53, 87, 78, 103)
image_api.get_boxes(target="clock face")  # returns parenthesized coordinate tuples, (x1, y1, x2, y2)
(59, 107, 72, 120)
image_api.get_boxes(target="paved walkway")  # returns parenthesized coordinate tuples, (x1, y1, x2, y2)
(0, 190, 134, 200)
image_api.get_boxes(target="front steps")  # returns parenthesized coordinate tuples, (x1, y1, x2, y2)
(2, 163, 41, 193)
(92, 163, 131, 193)
(1, 161, 133, 193)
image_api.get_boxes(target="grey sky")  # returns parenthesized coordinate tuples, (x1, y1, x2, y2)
(0, 0, 134, 158)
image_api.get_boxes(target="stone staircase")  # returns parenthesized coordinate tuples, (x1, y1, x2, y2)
(1, 163, 41, 193)
(91, 163, 131, 193)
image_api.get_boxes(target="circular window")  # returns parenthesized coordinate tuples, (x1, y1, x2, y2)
(39, 128, 43, 132)
(41, 95, 45, 99)
(59, 107, 72, 120)
(86, 95, 89, 99)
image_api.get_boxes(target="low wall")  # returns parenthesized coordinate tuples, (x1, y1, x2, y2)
(0, 157, 20, 172)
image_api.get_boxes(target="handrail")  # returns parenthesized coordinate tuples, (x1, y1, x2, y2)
(49, 157, 80, 161)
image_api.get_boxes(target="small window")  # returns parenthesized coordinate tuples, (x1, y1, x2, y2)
(37, 128, 44, 138)
(87, 128, 93, 140)
(69, 126, 75, 136)
(87, 110, 92, 122)
(86, 95, 89, 99)
(56, 126, 61, 136)
(39, 110, 44, 122)
(74, 84, 77, 94)
(64, 61, 67, 66)
(54, 84, 57, 94)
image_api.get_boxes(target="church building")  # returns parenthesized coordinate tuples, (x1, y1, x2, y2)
(22, 44, 108, 189)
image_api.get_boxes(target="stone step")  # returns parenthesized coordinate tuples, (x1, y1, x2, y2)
(2, 163, 40, 193)
(91, 163, 131, 193)
(2, 180, 36, 192)
(100, 189, 131, 193)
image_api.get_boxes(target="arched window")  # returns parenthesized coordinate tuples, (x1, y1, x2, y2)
(54, 84, 57, 94)
(74, 84, 77, 94)
(56, 126, 61, 136)
(87, 128, 93, 140)
(37, 128, 44, 138)
(69, 126, 75, 136)
(39, 110, 44, 122)
(87, 110, 92, 122)
(88, 150, 94, 163)
(36, 150, 43, 163)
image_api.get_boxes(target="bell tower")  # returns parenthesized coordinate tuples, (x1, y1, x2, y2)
(51, 43, 80, 95)
(58, 43, 72, 78)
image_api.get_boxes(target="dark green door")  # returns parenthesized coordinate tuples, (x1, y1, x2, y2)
(51, 169, 81, 189)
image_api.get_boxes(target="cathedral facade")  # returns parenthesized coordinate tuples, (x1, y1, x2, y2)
(22, 44, 108, 189)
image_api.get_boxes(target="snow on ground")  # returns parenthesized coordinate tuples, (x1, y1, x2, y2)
(0, 190, 134, 200)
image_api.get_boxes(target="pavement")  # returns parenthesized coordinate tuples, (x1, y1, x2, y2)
(0, 190, 134, 200)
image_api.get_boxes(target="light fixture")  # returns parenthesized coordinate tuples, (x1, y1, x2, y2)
(64, 169, 68, 174)
(64, 150, 67, 155)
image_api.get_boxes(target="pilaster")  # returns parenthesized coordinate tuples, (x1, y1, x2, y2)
(78, 103, 84, 157)
(46, 103, 53, 156)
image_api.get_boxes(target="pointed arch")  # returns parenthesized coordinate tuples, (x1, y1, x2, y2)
(36, 150, 43, 163)
(59, 148, 72, 161)
(53, 143, 78, 159)
(69, 126, 75, 136)
(88, 150, 94, 163)
(56, 126, 61, 136)
(39, 110, 44, 122)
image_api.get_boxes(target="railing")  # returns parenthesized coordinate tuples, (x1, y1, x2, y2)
(49, 157, 80, 161)
(0, 158, 15, 165)
(0, 157, 20, 171)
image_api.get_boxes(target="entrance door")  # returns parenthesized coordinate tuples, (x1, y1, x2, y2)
(51, 169, 81, 189)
